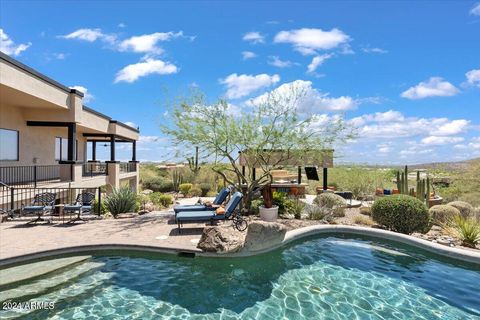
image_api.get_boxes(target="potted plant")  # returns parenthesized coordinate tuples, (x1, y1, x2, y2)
(259, 184, 279, 222)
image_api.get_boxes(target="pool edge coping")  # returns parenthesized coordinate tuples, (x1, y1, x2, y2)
(1, 225, 479, 267)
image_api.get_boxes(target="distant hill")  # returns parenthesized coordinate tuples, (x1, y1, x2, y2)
(409, 157, 480, 171)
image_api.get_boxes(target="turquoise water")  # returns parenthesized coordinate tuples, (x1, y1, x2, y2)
(2, 235, 480, 319)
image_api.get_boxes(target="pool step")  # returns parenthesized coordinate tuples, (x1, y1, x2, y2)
(0, 256, 91, 288)
(0, 261, 105, 302)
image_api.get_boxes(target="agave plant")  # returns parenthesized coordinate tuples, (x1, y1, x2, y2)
(446, 215, 480, 248)
(104, 186, 137, 218)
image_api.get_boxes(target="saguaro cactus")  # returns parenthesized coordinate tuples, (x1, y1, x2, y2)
(171, 170, 183, 193)
(187, 146, 201, 177)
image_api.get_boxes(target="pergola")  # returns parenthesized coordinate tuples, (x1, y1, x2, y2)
(83, 133, 137, 163)
(239, 149, 334, 191)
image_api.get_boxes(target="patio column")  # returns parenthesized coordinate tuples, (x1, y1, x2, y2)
(91, 141, 97, 161)
(297, 166, 302, 184)
(323, 168, 328, 190)
(109, 135, 116, 162)
(67, 123, 76, 162)
(132, 140, 136, 161)
(252, 167, 256, 180)
(242, 165, 246, 183)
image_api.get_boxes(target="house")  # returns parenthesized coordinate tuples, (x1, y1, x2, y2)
(0, 52, 139, 195)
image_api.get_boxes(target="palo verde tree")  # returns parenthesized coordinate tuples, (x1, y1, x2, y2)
(162, 83, 355, 211)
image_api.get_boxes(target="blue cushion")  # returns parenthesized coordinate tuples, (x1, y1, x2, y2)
(213, 188, 229, 205)
(64, 205, 82, 210)
(176, 211, 215, 221)
(174, 204, 206, 213)
(23, 206, 47, 212)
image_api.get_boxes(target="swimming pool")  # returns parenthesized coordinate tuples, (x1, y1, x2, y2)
(1, 235, 479, 319)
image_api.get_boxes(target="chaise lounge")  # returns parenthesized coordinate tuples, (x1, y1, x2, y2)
(173, 185, 232, 215)
(176, 191, 243, 233)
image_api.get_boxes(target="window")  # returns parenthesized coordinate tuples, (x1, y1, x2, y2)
(0, 128, 19, 161)
(55, 137, 78, 161)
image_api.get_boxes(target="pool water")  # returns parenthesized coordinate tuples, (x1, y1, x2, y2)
(2, 235, 480, 319)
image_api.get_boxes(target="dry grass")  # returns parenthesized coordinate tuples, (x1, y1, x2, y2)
(353, 214, 375, 226)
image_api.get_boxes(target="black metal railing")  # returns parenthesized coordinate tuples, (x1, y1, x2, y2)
(82, 162, 108, 177)
(120, 162, 136, 173)
(0, 185, 102, 218)
(0, 165, 61, 188)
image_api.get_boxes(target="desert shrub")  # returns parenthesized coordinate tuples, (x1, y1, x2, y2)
(179, 183, 193, 196)
(206, 191, 218, 197)
(199, 183, 211, 196)
(429, 205, 461, 225)
(332, 207, 346, 217)
(288, 199, 306, 219)
(142, 176, 174, 193)
(353, 215, 374, 226)
(189, 186, 202, 197)
(250, 199, 263, 215)
(149, 192, 173, 208)
(304, 204, 331, 221)
(447, 201, 474, 218)
(104, 187, 137, 218)
(93, 198, 107, 215)
(446, 216, 480, 248)
(273, 192, 294, 215)
(313, 193, 345, 208)
(359, 206, 371, 216)
(371, 195, 430, 234)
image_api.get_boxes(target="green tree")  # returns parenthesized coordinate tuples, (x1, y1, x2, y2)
(162, 84, 355, 211)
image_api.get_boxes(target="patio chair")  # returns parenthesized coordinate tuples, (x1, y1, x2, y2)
(176, 191, 245, 233)
(173, 185, 232, 215)
(64, 192, 96, 223)
(22, 192, 56, 224)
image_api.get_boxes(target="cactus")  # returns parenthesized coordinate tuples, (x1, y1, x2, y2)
(171, 169, 183, 193)
(396, 166, 431, 205)
(187, 146, 201, 177)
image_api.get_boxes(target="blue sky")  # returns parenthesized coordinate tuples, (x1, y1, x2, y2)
(1, 1, 479, 164)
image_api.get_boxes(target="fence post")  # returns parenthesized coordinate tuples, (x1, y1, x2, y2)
(34, 165, 37, 188)
(10, 187, 14, 211)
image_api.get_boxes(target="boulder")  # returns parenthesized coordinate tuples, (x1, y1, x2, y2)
(197, 226, 245, 253)
(243, 221, 287, 252)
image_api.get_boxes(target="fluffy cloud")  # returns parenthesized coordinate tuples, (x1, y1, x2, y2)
(361, 47, 388, 54)
(307, 53, 333, 73)
(351, 110, 470, 139)
(249, 80, 358, 112)
(273, 28, 350, 55)
(60, 28, 116, 44)
(470, 3, 480, 15)
(465, 69, 480, 87)
(400, 77, 459, 99)
(118, 31, 183, 54)
(0, 29, 31, 56)
(242, 51, 257, 60)
(220, 73, 280, 99)
(242, 32, 265, 44)
(114, 58, 178, 83)
(421, 136, 464, 145)
(268, 56, 293, 68)
(69, 85, 94, 102)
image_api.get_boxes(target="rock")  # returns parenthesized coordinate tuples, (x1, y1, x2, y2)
(243, 221, 287, 252)
(144, 202, 155, 212)
(141, 189, 153, 195)
(197, 226, 245, 253)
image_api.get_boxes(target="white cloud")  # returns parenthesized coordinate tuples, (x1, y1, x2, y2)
(421, 136, 464, 145)
(242, 51, 257, 60)
(430, 119, 470, 136)
(249, 80, 359, 112)
(307, 53, 334, 73)
(114, 58, 178, 83)
(274, 28, 350, 55)
(361, 47, 388, 54)
(220, 73, 280, 99)
(268, 56, 293, 68)
(69, 85, 94, 102)
(53, 53, 67, 60)
(400, 77, 459, 99)
(470, 3, 480, 15)
(465, 69, 480, 87)
(118, 23, 127, 28)
(124, 121, 137, 128)
(60, 28, 116, 44)
(118, 31, 183, 53)
(0, 29, 31, 56)
(242, 32, 265, 44)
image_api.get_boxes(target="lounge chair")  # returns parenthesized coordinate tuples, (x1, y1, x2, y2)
(64, 192, 95, 223)
(22, 192, 56, 224)
(173, 186, 232, 215)
(176, 191, 244, 233)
